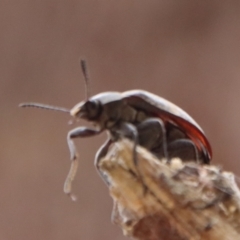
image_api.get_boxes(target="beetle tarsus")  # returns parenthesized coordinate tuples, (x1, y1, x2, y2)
(64, 158, 79, 200)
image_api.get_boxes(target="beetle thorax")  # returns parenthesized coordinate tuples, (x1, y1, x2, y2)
(97, 100, 141, 129)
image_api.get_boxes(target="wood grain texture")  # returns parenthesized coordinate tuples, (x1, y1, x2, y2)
(99, 139, 240, 240)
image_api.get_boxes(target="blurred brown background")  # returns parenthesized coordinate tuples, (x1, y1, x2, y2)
(1, 1, 240, 240)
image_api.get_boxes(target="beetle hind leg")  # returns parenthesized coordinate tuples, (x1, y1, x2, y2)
(167, 139, 200, 162)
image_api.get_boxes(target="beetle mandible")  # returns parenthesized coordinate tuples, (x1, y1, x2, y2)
(20, 60, 212, 199)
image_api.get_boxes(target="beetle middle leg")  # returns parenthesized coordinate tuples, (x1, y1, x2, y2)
(94, 138, 113, 185)
(95, 123, 139, 186)
(115, 119, 169, 164)
(116, 122, 150, 193)
(116, 122, 139, 165)
(64, 127, 102, 199)
(137, 118, 169, 161)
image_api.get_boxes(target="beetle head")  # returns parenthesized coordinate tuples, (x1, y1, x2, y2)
(70, 100, 102, 121)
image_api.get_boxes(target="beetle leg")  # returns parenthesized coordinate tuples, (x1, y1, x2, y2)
(137, 118, 169, 161)
(94, 138, 113, 185)
(117, 122, 149, 194)
(118, 122, 139, 165)
(167, 139, 200, 162)
(67, 127, 102, 160)
(64, 127, 102, 199)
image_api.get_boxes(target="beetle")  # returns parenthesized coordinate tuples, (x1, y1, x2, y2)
(20, 61, 212, 199)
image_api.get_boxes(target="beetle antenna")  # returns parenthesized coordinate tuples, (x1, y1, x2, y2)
(19, 102, 70, 113)
(80, 59, 90, 100)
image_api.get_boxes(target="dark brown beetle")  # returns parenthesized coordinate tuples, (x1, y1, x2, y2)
(20, 62, 211, 199)
(68, 90, 211, 162)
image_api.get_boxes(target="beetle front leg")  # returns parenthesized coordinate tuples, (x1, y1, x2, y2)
(67, 127, 102, 160)
(64, 127, 102, 199)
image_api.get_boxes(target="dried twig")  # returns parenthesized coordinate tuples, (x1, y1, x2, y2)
(99, 139, 240, 240)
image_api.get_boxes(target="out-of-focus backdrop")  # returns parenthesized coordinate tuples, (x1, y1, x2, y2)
(1, 1, 240, 240)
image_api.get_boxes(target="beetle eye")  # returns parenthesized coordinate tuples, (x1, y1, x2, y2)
(83, 100, 101, 120)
